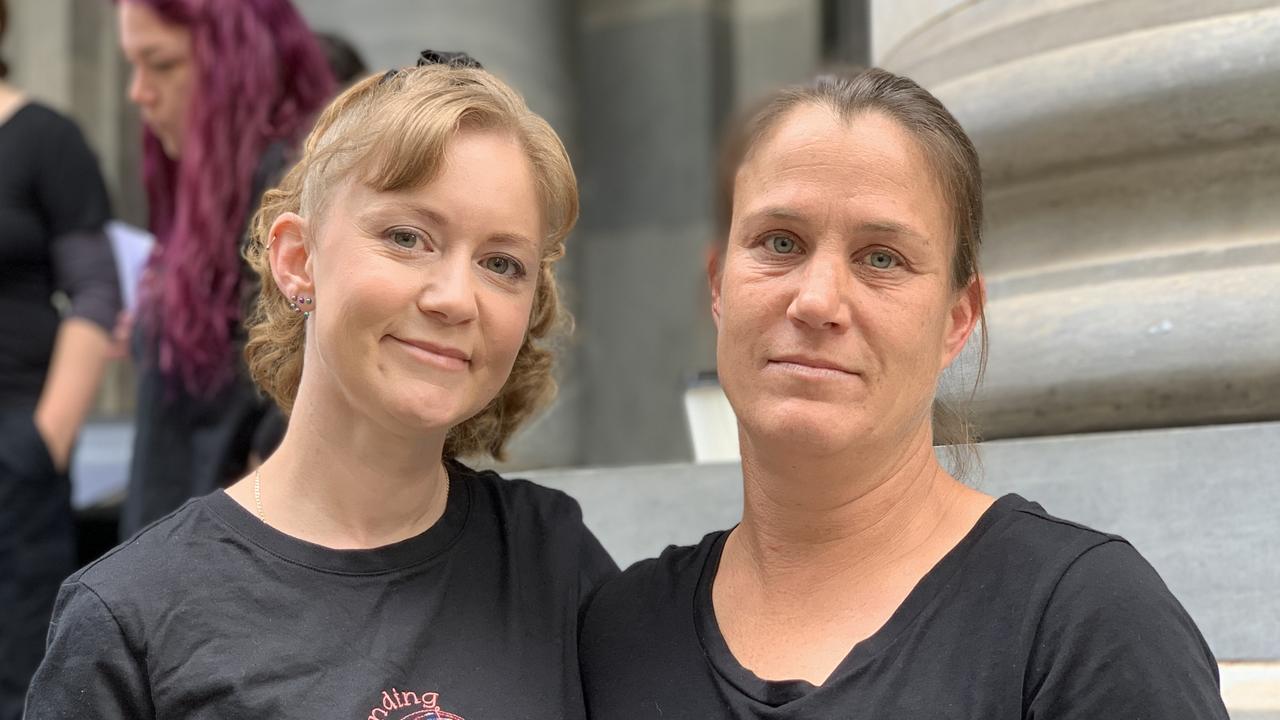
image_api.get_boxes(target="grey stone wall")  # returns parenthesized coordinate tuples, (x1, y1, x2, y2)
(573, 0, 823, 466)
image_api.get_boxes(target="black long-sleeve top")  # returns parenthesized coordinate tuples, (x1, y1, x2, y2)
(0, 102, 120, 408)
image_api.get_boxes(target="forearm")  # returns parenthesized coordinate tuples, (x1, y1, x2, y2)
(34, 317, 114, 468)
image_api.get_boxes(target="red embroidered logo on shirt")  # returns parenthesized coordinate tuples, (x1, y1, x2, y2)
(365, 689, 464, 720)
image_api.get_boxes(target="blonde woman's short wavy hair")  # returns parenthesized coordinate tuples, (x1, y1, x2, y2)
(244, 64, 579, 460)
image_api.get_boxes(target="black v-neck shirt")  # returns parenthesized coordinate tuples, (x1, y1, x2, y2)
(579, 494, 1228, 719)
(26, 461, 619, 719)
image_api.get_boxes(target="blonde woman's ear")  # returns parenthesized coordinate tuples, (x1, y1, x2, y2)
(268, 212, 313, 300)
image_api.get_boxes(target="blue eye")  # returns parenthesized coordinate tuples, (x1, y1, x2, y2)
(389, 229, 421, 249)
(482, 255, 523, 277)
(866, 251, 898, 269)
(766, 234, 797, 254)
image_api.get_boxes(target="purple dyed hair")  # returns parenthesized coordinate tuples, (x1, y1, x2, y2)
(131, 0, 334, 395)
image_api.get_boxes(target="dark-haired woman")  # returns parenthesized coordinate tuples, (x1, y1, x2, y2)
(114, 0, 334, 536)
(0, 1, 121, 715)
(579, 68, 1228, 719)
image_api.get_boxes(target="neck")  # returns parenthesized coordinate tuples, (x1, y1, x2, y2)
(252, 379, 451, 549)
(730, 421, 977, 584)
(0, 83, 25, 120)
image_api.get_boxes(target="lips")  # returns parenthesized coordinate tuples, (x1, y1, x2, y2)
(767, 353, 857, 376)
(390, 336, 471, 370)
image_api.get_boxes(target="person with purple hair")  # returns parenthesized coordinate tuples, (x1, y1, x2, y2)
(113, 0, 334, 537)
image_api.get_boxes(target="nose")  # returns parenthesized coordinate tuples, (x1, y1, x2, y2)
(786, 253, 851, 330)
(127, 67, 152, 108)
(417, 256, 480, 325)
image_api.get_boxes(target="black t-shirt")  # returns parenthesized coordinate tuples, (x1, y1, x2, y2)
(579, 494, 1228, 719)
(0, 103, 116, 407)
(26, 461, 619, 719)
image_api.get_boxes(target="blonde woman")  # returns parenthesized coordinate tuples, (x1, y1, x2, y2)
(27, 53, 616, 720)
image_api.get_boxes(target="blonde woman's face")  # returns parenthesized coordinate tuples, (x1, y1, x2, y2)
(307, 130, 543, 437)
(711, 107, 979, 459)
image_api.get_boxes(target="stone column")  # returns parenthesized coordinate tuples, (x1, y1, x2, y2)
(871, 0, 1280, 440)
(868, 0, 1280, 684)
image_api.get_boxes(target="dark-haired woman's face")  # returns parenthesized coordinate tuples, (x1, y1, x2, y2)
(710, 106, 980, 460)
(118, 1, 193, 159)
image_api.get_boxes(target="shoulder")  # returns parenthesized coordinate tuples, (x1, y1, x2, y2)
(974, 494, 1125, 577)
(1037, 538, 1207, 644)
(452, 459, 590, 528)
(9, 103, 87, 144)
(70, 496, 226, 613)
(9, 102, 65, 126)
(1022, 539, 1226, 717)
(452, 460, 620, 589)
(996, 498, 1228, 717)
(585, 531, 724, 625)
(967, 496, 1189, 619)
(998, 494, 1119, 543)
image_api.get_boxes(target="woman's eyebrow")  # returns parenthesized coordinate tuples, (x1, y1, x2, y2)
(855, 219, 929, 241)
(363, 199, 448, 227)
(750, 206, 928, 241)
(362, 201, 537, 250)
(487, 233, 538, 252)
(755, 206, 806, 222)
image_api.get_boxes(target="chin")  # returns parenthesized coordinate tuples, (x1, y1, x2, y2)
(737, 397, 876, 458)
(373, 386, 474, 436)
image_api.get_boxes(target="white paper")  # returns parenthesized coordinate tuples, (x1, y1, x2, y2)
(105, 220, 155, 312)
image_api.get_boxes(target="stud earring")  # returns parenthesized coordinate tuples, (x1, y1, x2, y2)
(290, 294, 313, 319)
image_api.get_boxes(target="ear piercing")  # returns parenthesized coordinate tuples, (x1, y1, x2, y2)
(288, 294, 313, 319)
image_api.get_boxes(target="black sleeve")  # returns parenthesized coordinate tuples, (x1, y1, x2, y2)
(1024, 540, 1229, 720)
(49, 230, 121, 332)
(24, 582, 155, 719)
(564, 499, 619, 613)
(38, 118, 120, 332)
(578, 527, 620, 611)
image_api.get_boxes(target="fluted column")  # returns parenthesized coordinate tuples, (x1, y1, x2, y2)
(872, 1, 1280, 439)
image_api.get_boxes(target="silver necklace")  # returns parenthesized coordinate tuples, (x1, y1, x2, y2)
(253, 466, 265, 522)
